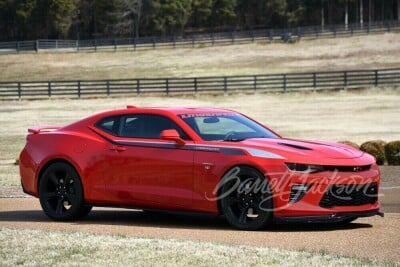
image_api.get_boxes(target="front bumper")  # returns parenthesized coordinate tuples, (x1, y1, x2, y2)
(274, 209, 384, 224)
(269, 164, 381, 217)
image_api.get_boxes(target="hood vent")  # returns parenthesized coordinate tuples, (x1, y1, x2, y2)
(277, 142, 312, 150)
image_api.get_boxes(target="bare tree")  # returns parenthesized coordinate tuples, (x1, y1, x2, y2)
(398, 0, 400, 21)
(321, 0, 325, 27)
(111, 0, 142, 38)
(368, 0, 372, 25)
(345, 0, 349, 28)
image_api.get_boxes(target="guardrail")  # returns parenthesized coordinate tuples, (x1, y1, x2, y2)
(0, 20, 400, 54)
(1, 68, 399, 100)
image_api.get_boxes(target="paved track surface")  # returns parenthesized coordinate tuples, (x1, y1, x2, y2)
(0, 185, 399, 262)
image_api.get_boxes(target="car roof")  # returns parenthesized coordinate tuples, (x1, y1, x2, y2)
(122, 106, 236, 115)
(64, 106, 239, 129)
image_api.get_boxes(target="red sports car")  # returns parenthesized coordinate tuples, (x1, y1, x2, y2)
(19, 106, 383, 230)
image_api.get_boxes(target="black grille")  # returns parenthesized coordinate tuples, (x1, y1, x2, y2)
(319, 183, 378, 208)
(323, 165, 372, 172)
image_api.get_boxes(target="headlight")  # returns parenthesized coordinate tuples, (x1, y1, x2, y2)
(285, 163, 325, 173)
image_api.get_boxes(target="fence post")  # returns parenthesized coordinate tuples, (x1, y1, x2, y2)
(333, 24, 337, 37)
(152, 38, 156, 49)
(166, 78, 169, 95)
(211, 33, 215, 46)
(374, 70, 379, 86)
(173, 36, 176, 48)
(315, 26, 319, 38)
(48, 82, 51, 97)
(114, 39, 117, 51)
(192, 36, 195, 48)
(253, 76, 257, 91)
(297, 27, 301, 40)
(251, 31, 255, 42)
(231, 31, 235, 44)
(56, 40, 58, 50)
(106, 80, 110, 96)
(16, 42, 19, 53)
(94, 39, 97, 52)
(76, 40, 79, 52)
(36, 40, 39, 53)
(313, 72, 317, 91)
(17, 82, 21, 99)
(77, 81, 81, 98)
(136, 79, 140, 94)
(224, 77, 228, 93)
(283, 74, 287, 93)
(269, 29, 273, 42)
(343, 71, 348, 88)
(133, 38, 137, 51)
(194, 78, 198, 93)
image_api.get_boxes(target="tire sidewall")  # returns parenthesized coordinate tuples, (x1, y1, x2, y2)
(39, 162, 85, 221)
(220, 166, 273, 230)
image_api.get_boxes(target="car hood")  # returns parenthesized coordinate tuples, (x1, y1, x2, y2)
(235, 138, 373, 165)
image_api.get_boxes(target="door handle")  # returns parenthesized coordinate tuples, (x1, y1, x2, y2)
(110, 145, 126, 152)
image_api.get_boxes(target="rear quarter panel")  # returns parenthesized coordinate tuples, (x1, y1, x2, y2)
(20, 129, 109, 202)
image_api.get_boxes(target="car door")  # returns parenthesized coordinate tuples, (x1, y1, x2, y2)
(102, 114, 194, 209)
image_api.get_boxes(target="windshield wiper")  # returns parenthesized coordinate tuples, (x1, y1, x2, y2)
(224, 136, 268, 142)
(223, 138, 246, 142)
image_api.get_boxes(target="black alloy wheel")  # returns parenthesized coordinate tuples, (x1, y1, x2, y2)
(220, 166, 273, 230)
(39, 162, 92, 221)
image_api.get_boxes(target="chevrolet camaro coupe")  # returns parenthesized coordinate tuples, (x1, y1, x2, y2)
(20, 106, 383, 230)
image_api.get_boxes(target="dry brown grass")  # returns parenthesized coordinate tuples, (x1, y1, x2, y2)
(0, 228, 393, 266)
(0, 33, 399, 82)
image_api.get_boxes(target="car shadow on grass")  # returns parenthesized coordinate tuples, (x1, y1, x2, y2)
(0, 208, 373, 232)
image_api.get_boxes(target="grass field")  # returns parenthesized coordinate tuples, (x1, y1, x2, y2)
(0, 228, 396, 266)
(0, 33, 399, 82)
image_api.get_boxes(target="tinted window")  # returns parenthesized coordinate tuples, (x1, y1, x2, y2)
(180, 113, 278, 141)
(95, 116, 119, 135)
(119, 114, 189, 140)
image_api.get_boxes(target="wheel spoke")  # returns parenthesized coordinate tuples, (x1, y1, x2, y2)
(238, 207, 249, 224)
(55, 198, 64, 215)
(64, 174, 72, 186)
(42, 192, 57, 201)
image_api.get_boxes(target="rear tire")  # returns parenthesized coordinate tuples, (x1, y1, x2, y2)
(39, 162, 91, 221)
(220, 166, 273, 230)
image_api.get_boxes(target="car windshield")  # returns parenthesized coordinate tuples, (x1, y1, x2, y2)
(179, 113, 279, 141)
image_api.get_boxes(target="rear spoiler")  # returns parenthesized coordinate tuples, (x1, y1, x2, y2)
(28, 126, 61, 134)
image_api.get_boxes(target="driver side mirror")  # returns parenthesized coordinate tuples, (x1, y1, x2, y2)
(160, 129, 186, 146)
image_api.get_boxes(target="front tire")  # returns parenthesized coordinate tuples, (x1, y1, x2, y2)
(220, 166, 273, 230)
(39, 162, 91, 221)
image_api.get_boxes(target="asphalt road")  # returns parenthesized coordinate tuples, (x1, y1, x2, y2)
(0, 185, 399, 262)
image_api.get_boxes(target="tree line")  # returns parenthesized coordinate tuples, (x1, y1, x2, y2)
(1, 0, 399, 41)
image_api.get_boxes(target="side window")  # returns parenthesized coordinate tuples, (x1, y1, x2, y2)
(119, 114, 190, 140)
(95, 116, 119, 135)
